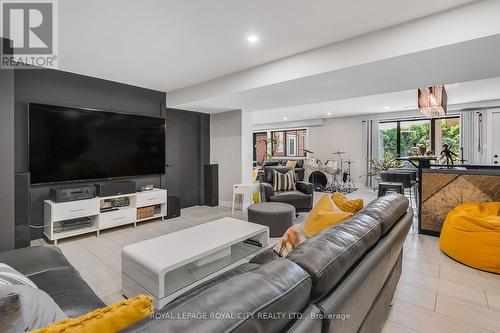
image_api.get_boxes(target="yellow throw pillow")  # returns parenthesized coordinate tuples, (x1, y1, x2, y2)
(31, 295, 153, 333)
(332, 192, 364, 214)
(285, 160, 297, 168)
(303, 194, 352, 237)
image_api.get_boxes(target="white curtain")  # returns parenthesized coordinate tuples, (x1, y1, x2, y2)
(460, 110, 487, 164)
(361, 120, 374, 187)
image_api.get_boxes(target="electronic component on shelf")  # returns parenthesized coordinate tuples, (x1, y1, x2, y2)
(100, 207, 119, 213)
(53, 217, 92, 233)
(95, 181, 136, 197)
(49, 185, 95, 203)
(100, 197, 130, 211)
(139, 184, 154, 192)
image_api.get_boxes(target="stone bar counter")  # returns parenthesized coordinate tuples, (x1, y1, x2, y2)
(419, 166, 500, 236)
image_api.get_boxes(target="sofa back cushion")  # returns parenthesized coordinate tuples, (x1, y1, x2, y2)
(126, 259, 312, 333)
(263, 160, 280, 166)
(357, 194, 409, 236)
(286, 214, 381, 302)
(0, 246, 105, 317)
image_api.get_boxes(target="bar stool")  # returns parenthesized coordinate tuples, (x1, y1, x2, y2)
(378, 182, 404, 197)
(380, 171, 418, 210)
(387, 169, 419, 206)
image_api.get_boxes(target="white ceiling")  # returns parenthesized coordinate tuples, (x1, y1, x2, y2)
(176, 32, 500, 112)
(58, 0, 474, 92)
(252, 76, 500, 124)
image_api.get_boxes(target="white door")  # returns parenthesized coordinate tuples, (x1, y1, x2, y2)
(491, 112, 500, 166)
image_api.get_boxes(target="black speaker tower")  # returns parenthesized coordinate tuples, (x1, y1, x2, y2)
(166, 196, 181, 219)
(204, 164, 219, 207)
(15, 173, 31, 248)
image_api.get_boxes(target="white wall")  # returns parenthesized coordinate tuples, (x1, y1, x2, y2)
(308, 116, 366, 184)
(210, 110, 242, 207)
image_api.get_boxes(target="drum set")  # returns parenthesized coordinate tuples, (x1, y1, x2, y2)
(304, 150, 357, 193)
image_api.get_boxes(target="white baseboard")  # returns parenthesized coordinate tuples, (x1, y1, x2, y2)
(219, 200, 232, 208)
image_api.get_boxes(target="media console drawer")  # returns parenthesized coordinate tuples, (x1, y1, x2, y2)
(99, 208, 135, 230)
(136, 190, 167, 207)
(49, 198, 100, 222)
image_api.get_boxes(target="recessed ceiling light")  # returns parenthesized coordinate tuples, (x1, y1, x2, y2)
(247, 35, 259, 44)
(384, 106, 390, 110)
(283, 117, 288, 121)
(327, 112, 332, 116)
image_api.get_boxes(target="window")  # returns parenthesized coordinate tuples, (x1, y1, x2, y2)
(379, 122, 398, 159)
(399, 119, 430, 158)
(379, 116, 460, 162)
(271, 129, 306, 157)
(253, 129, 307, 163)
(435, 117, 461, 160)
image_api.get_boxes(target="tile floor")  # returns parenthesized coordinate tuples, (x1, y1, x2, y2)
(32, 188, 500, 333)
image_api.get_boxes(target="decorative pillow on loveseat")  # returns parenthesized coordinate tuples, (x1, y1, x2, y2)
(332, 192, 364, 214)
(275, 224, 308, 257)
(274, 194, 352, 257)
(303, 194, 352, 237)
(0, 285, 67, 333)
(0, 263, 38, 288)
(272, 169, 295, 191)
(31, 295, 153, 333)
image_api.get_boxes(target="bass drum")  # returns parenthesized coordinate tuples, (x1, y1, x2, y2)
(309, 171, 328, 192)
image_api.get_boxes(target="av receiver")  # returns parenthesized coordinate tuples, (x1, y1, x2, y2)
(49, 185, 96, 203)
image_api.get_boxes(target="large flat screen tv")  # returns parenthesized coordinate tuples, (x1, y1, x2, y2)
(29, 103, 166, 184)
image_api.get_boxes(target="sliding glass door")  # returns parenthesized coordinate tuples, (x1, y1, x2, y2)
(379, 116, 460, 162)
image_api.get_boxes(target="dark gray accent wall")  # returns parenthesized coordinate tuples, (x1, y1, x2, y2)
(165, 109, 210, 208)
(0, 69, 15, 251)
(13, 68, 209, 241)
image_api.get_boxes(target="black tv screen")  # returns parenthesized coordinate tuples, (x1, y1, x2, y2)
(29, 103, 166, 184)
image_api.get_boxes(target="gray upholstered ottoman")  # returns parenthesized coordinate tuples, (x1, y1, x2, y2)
(247, 202, 295, 237)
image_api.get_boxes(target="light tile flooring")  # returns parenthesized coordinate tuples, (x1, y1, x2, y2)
(32, 188, 500, 333)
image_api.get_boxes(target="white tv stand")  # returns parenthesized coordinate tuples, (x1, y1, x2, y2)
(44, 188, 167, 245)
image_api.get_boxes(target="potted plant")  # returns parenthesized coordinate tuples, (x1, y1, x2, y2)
(367, 155, 403, 189)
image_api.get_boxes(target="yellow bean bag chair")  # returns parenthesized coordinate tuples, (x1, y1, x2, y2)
(331, 192, 364, 214)
(439, 202, 500, 274)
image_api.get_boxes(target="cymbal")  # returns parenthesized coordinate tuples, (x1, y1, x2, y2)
(331, 151, 346, 155)
(343, 160, 355, 164)
(303, 149, 315, 154)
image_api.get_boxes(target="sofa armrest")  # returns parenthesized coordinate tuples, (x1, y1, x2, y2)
(296, 181, 313, 195)
(260, 182, 274, 202)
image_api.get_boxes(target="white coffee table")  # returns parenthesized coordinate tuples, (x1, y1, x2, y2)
(121, 217, 269, 309)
